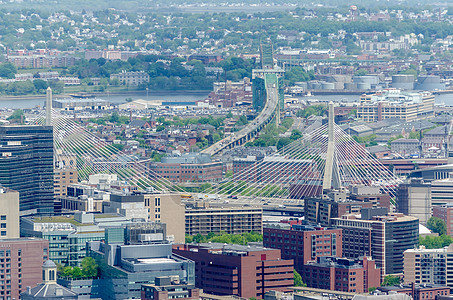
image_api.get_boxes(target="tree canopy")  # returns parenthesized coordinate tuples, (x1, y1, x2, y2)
(427, 217, 447, 236)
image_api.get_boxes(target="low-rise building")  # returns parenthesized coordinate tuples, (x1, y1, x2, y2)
(21, 212, 132, 266)
(141, 277, 200, 300)
(391, 138, 420, 157)
(403, 246, 448, 286)
(302, 256, 381, 293)
(173, 243, 294, 299)
(357, 89, 435, 122)
(110, 71, 150, 86)
(89, 239, 194, 300)
(185, 204, 263, 235)
(377, 284, 450, 300)
(263, 222, 342, 273)
(433, 204, 453, 236)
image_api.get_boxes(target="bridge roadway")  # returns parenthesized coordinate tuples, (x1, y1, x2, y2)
(202, 74, 279, 156)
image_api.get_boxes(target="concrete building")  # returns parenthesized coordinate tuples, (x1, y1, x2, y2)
(141, 276, 200, 300)
(21, 212, 132, 266)
(302, 256, 381, 293)
(332, 213, 419, 275)
(185, 204, 263, 235)
(263, 222, 342, 273)
(397, 179, 432, 224)
(144, 193, 185, 243)
(104, 192, 148, 220)
(0, 238, 49, 299)
(0, 126, 54, 216)
(173, 243, 294, 299)
(110, 71, 150, 86)
(89, 240, 194, 300)
(54, 168, 78, 198)
(357, 89, 435, 123)
(403, 246, 449, 285)
(0, 188, 19, 238)
(149, 153, 223, 183)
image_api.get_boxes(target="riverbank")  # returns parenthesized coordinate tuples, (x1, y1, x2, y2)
(0, 89, 211, 101)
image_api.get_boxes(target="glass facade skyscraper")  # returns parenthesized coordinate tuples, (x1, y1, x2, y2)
(0, 125, 54, 215)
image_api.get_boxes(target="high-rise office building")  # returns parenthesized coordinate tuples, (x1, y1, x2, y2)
(0, 126, 54, 216)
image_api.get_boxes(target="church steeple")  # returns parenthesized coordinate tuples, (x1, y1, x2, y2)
(42, 260, 57, 284)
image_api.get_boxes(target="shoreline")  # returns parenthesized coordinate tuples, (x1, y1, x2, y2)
(0, 89, 211, 101)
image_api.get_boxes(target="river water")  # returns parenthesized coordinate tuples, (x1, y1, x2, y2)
(1, 91, 453, 109)
(0, 91, 210, 109)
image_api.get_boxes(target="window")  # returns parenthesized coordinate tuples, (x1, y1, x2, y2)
(0, 232, 5, 237)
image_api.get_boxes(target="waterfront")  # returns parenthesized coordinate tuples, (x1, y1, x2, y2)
(1, 91, 453, 109)
(0, 91, 210, 109)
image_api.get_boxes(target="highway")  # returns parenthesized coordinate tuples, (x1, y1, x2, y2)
(202, 74, 280, 156)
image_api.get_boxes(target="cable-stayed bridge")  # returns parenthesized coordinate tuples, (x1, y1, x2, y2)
(33, 94, 402, 204)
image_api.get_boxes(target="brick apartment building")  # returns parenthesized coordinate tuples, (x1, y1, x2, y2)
(433, 204, 453, 236)
(377, 284, 450, 300)
(303, 256, 381, 293)
(263, 222, 342, 273)
(173, 243, 294, 299)
(0, 238, 49, 299)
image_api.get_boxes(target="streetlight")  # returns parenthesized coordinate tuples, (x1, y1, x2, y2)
(146, 88, 149, 101)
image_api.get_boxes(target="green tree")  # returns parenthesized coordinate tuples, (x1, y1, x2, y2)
(382, 275, 401, 286)
(7, 109, 24, 122)
(81, 257, 98, 278)
(71, 267, 83, 279)
(294, 270, 307, 287)
(427, 217, 447, 235)
(0, 62, 17, 79)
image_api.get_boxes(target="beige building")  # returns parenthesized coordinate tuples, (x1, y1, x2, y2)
(54, 168, 78, 197)
(144, 193, 185, 243)
(185, 205, 263, 236)
(357, 89, 434, 122)
(404, 245, 452, 286)
(0, 188, 19, 238)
